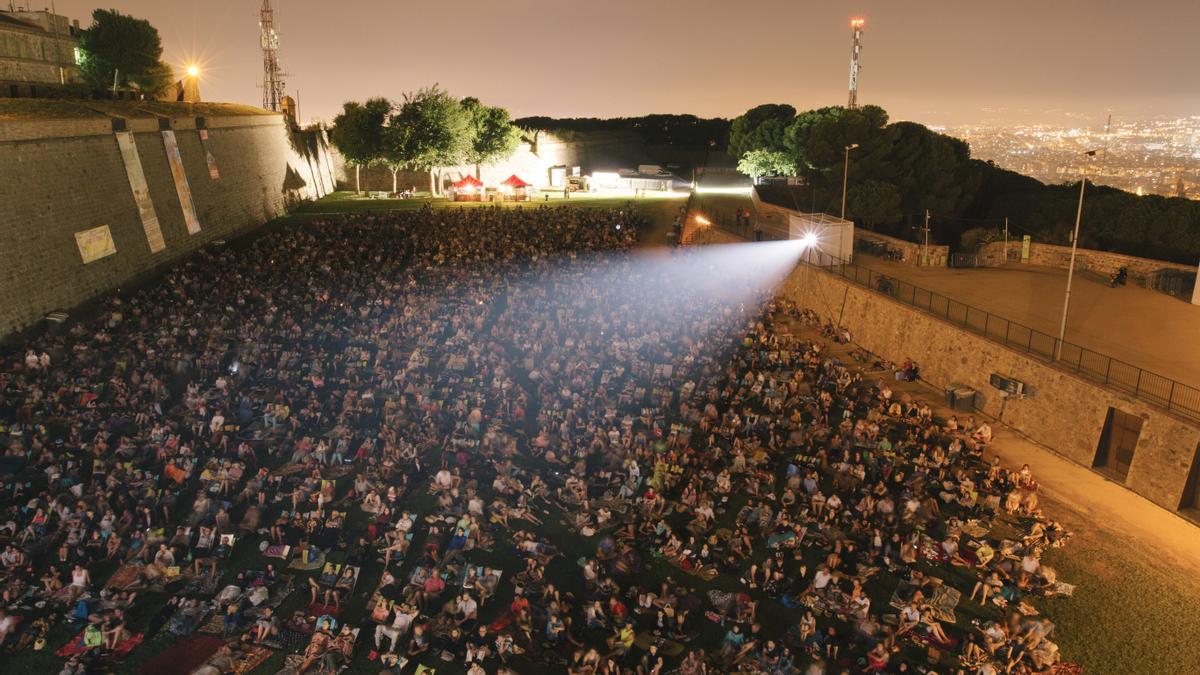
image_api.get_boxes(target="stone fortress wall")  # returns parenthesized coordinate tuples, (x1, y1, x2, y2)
(0, 104, 338, 337)
(778, 263, 1200, 514)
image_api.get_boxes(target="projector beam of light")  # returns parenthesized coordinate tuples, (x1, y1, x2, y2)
(503, 240, 809, 385)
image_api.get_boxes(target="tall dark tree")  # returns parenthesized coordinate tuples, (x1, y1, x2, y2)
(78, 9, 173, 96)
(329, 98, 390, 194)
(728, 104, 796, 161)
(848, 179, 903, 228)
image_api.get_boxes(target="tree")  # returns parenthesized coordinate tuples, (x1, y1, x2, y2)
(728, 104, 795, 159)
(78, 9, 172, 97)
(329, 98, 390, 194)
(389, 86, 470, 196)
(462, 98, 521, 179)
(848, 179, 902, 228)
(737, 149, 796, 182)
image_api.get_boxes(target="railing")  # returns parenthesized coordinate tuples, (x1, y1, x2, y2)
(799, 250, 1200, 423)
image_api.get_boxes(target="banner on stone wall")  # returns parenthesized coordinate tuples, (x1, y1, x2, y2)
(198, 129, 221, 181)
(114, 130, 166, 253)
(74, 225, 117, 264)
(1021, 235, 1031, 262)
(162, 130, 202, 235)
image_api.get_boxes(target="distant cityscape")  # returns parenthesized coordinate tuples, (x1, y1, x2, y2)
(939, 116, 1200, 199)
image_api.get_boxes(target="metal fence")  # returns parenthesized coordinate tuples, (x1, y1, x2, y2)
(802, 252, 1200, 423)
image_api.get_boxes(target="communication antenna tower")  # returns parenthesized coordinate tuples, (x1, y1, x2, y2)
(259, 0, 287, 111)
(847, 17, 865, 109)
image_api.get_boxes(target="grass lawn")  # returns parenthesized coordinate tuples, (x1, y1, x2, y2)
(289, 190, 685, 218)
(281, 191, 688, 246)
(1029, 497, 1200, 673)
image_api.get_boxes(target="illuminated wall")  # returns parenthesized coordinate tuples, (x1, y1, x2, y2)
(0, 111, 332, 337)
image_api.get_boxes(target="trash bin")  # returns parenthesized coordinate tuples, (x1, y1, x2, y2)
(952, 387, 976, 412)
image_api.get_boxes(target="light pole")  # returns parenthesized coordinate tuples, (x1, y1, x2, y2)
(1055, 149, 1099, 361)
(840, 143, 858, 265)
(840, 143, 859, 221)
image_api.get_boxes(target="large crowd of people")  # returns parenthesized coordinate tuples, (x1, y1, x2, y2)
(0, 204, 1074, 674)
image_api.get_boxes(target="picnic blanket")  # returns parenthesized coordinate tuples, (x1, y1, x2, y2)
(105, 562, 145, 590)
(264, 544, 292, 560)
(245, 577, 297, 616)
(926, 585, 961, 624)
(665, 556, 718, 580)
(57, 630, 144, 658)
(287, 548, 325, 571)
(887, 581, 959, 623)
(272, 464, 308, 478)
(304, 602, 344, 618)
(962, 519, 992, 538)
(231, 644, 274, 674)
(634, 630, 685, 657)
(273, 653, 305, 675)
(135, 635, 225, 675)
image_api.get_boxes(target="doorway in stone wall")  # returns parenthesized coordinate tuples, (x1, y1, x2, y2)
(1093, 407, 1142, 482)
(1178, 443, 1200, 514)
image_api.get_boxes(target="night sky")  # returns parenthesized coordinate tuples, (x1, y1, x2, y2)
(43, 0, 1200, 126)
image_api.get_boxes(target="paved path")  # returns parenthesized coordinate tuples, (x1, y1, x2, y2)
(854, 255, 1200, 387)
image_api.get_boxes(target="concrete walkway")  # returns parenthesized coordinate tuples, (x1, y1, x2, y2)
(854, 254, 1200, 388)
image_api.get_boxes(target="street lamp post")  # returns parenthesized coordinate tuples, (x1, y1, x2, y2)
(1055, 149, 1099, 361)
(840, 143, 859, 221)
(840, 143, 859, 265)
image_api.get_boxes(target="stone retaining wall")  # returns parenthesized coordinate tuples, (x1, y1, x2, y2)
(855, 229, 950, 267)
(0, 111, 336, 337)
(779, 263, 1200, 513)
(977, 240, 1198, 303)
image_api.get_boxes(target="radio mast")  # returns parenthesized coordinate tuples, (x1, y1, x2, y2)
(259, 0, 286, 111)
(847, 17, 865, 109)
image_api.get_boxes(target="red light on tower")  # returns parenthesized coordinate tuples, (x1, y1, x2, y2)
(851, 17, 865, 29)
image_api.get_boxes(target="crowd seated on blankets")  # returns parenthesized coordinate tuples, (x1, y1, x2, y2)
(0, 204, 1079, 674)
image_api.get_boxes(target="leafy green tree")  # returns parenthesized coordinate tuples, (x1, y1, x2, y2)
(728, 104, 795, 160)
(736, 149, 796, 182)
(390, 86, 470, 196)
(78, 9, 173, 96)
(462, 98, 521, 179)
(329, 98, 390, 194)
(848, 179, 902, 228)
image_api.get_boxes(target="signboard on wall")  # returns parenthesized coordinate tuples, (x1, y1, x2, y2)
(162, 130, 202, 235)
(1021, 235, 1031, 262)
(114, 130, 166, 253)
(198, 129, 221, 181)
(74, 225, 116, 263)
